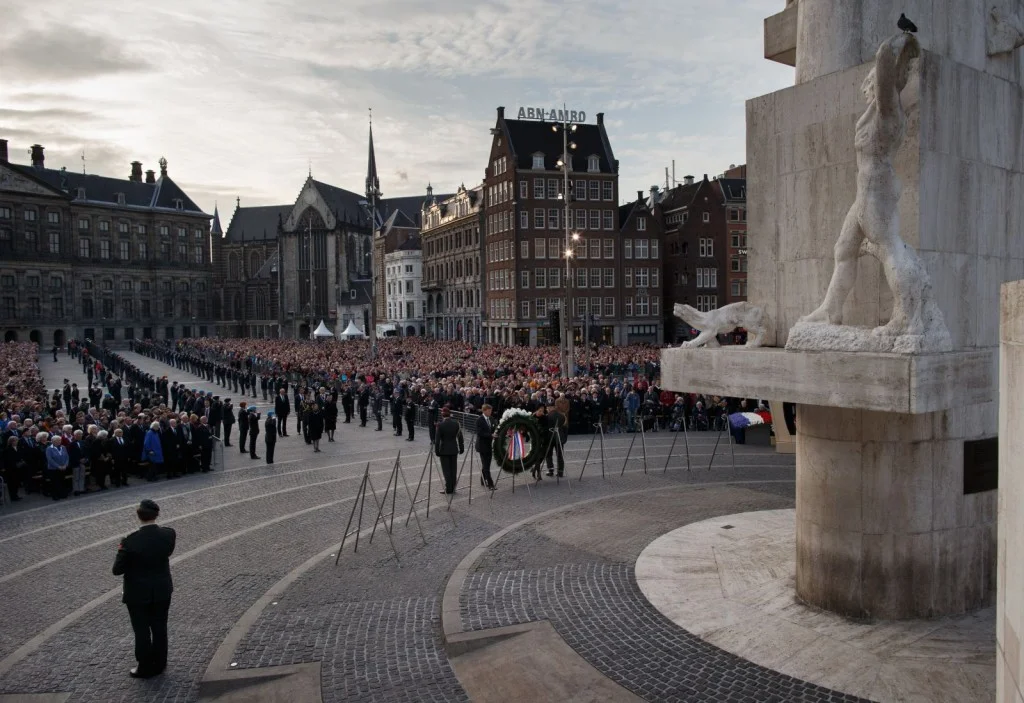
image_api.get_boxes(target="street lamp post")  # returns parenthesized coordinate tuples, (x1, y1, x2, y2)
(554, 110, 579, 379)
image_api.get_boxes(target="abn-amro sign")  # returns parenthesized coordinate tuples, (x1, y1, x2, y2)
(517, 107, 586, 122)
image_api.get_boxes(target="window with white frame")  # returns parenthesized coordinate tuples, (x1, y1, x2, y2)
(624, 240, 633, 259)
(603, 297, 614, 317)
(47, 211, 60, 224)
(603, 268, 614, 287)
(587, 155, 600, 172)
(625, 267, 633, 287)
(521, 300, 530, 319)
(535, 268, 547, 288)
(549, 238, 559, 258)
(699, 238, 713, 257)
(48, 232, 60, 254)
(590, 268, 601, 288)
(534, 178, 545, 199)
(521, 270, 530, 288)
(536, 298, 547, 317)
(549, 268, 560, 288)
(534, 208, 545, 229)
(576, 268, 586, 288)
(79, 238, 90, 258)
(625, 297, 633, 316)
(702, 211, 710, 223)
(548, 208, 559, 230)
(635, 239, 649, 259)
(589, 239, 599, 258)
(532, 154, 545, 169)
(520, 180, 528, 199)
(100, 240, 110, 259)
(536, 238, 546, 259)
(520, 240, 529, 258)
(588, 181, 599, 200)
(635, 295, 649, 316)
(637, 216, 646, 231)
(635, 268, 649, 288)
(602, 181, 613, 201)
(520, 210, 529, 229)
(603, 238, 614, 258)
(651, 240, 659, 259)
(575, 297, 586, 317)
(603, 210, 613, 230)
(575, 179, 587, 201)
(588, 209, 599, 230)
(548, 179, 559, 199)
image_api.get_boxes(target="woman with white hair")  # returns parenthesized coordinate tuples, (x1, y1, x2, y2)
(45, 434, 69, 500)
(91, 429, 113, 490)
(142, 421, 164, 482)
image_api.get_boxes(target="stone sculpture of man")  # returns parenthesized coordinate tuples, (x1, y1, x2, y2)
(796, 31, 950, 353)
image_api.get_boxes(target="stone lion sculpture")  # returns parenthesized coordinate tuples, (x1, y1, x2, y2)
(674, 302, 767, 349)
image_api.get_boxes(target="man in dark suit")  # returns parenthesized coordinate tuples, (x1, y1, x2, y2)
(434, 406, 463, 494)
(475, 404, 496, 489)
(112, 499, 176, 679)
(274, 390, 290, 437)
(221, 398, 234, 447)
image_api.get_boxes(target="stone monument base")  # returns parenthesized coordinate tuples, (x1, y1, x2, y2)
(786, 317, 953, 355)
(636, 509, 995, 702)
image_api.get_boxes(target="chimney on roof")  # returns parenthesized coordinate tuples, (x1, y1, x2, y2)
(596, 113, 604, 125)
(684, 175, 695, 186)
(30, 144, 44, 169)
(650, 185, 660, 203)
(497, 106, 505, 120)
(0, 139, 7, 164)
(145, 170, 156, 184)
(130, 161, 143, 182)
(637, 190, 644, 201)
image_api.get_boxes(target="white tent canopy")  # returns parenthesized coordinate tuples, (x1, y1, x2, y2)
(312, 319, 334, 339)
(339, 320, 366, 339)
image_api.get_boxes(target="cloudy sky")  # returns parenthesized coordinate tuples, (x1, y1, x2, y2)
(0, 0, 792, 220)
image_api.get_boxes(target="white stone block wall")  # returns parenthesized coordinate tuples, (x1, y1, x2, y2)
(999, 280, 1024, 703)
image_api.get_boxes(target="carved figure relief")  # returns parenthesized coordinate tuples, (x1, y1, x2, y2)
(674, 302, 768, 349)
(788, 31, 952, 354)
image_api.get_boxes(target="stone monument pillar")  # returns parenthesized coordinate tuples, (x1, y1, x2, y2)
(663, 0, 1021, 619)
(999, 280, 1024, 703)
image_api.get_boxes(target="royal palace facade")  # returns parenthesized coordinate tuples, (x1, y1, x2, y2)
(0, 140, 216, 346)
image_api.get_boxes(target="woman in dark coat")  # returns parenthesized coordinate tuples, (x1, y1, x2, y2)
(323, 392, 339, 442)
(305, 400, 324, 453)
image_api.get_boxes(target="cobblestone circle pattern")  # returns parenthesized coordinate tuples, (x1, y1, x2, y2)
(462, 563, 872, 703)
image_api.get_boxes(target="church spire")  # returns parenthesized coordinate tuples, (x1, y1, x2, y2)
(211, 203, 223, 237)
(366, 108, 381, 201)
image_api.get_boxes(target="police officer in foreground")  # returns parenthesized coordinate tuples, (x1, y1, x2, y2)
(112, 499, 176, 679)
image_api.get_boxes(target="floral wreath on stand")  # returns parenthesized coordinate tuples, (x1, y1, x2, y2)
(492, 408, 545, 473)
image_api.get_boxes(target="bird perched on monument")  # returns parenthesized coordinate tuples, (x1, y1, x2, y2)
(898, 13, 918, 33)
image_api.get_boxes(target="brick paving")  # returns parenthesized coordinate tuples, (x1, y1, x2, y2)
(0, 349, 854, 703)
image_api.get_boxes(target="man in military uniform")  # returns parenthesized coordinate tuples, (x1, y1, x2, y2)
(209, 396, 222, 438)
(237, 401, 249, 453)
(247, 409, 261, 460)
(222, 398, 234, 447)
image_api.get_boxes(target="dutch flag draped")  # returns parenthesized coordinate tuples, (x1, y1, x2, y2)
(507, 430, 526, 461)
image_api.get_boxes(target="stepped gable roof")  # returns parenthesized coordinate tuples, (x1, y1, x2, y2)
(503, 118, 615, 173)
(223, 204, 291, 243)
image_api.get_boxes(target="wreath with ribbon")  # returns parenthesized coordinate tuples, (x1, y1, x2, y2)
(492, 411, 545, 473)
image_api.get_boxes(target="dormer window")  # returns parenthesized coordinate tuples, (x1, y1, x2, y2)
(77, 187, 86, 200)
(116, 193, 126, 205)
(587, 155, 600, 172)
(174, 199, 183, 210)
(532, 153, 545, 170)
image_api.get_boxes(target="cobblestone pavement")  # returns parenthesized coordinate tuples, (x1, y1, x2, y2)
(456, 486, 871, 702)
(0, 350, 809, 702)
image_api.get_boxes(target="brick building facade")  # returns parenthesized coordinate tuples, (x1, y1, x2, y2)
(0, 140, 216, 345)
(480, 106, 662, 347)
(421, 184, 484, 342)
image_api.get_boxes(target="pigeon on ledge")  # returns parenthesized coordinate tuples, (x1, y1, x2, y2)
(898, 13, 918, 33)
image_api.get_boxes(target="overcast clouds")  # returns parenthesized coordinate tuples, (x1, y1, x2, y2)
(0, 0, 792, 219)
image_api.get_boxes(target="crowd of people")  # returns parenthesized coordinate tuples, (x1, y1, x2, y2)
(0, 334, 775, 505)
(0, 340, 231, 502)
